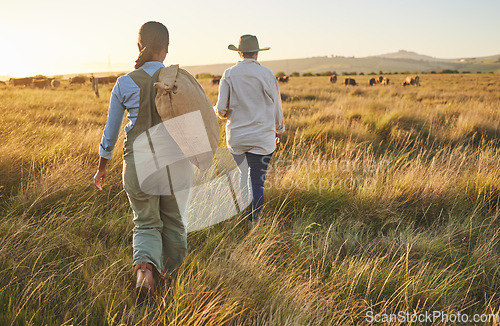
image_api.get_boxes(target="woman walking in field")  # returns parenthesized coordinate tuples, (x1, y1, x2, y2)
(214, 34, 285, 231)
(93, 21, 194, 301)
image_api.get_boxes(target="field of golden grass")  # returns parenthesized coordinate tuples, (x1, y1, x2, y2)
(0, 73, 499, 325)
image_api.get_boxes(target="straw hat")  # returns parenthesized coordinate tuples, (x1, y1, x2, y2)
(228, 34, 270, 52)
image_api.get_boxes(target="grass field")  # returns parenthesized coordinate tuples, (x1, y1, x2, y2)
(0, 73, 499, 325)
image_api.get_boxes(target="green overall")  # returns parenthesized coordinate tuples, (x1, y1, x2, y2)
(122, 68, 194, 276)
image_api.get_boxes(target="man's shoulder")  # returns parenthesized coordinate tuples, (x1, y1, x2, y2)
(224, 60, 275, 80)
(233, 59, 270, 74)
(222, 63, 238, 77)
(258, 64, 275, 77)
(250, 63, 276, 82)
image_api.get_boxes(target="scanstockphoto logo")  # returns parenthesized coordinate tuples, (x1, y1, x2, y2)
(365, 310, 500, 324)
(132, 111, 250, 233)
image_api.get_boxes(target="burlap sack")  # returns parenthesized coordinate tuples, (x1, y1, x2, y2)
(154, 65, 219, 171)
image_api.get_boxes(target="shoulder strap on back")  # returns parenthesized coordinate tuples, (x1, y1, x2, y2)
(128, 68, 150, 87)
(128, 67, 162, 88)
(151, 67, 162, 83)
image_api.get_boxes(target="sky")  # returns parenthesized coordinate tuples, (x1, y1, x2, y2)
(1, 0, 500, 77)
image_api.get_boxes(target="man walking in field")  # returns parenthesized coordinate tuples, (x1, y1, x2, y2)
(214, 34, 285, 231)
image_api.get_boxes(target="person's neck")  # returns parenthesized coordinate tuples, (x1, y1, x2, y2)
(150, 52, 166, 62)
(242, 53, 258, 60)
(149, 57, 163, 62)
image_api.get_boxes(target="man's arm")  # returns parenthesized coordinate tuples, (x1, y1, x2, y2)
(215, 100, 228, 118)
(273, 76, 285, 134)
(214, 72, 230, 119)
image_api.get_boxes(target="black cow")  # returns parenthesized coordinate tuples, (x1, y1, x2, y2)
(277, 76, 289, 83)
(344, 78, 357, 86)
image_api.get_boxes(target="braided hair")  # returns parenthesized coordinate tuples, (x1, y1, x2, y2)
(135, 21, 169, 69)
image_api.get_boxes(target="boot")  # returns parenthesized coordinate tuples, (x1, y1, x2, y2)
(134, 262, 155, 302)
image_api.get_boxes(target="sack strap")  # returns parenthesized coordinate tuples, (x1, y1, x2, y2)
(154, 64, 179, 93)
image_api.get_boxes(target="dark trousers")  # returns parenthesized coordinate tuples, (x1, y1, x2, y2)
(232, 151, 273, 221)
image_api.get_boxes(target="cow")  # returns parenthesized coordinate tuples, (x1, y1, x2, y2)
(368, 78, 376, 86)
(277, 76, 289, 83)
(382, 78, 390, 85)
(413, 75, 420, 86)
(10, 77, 33, 87)
(375, 76, 384, 84)
(403, 75, 420, 86)
(51, 79, 61, 88)
(329, 75, 337, 84)
(69, 76, 86, 85)
(90, 75, 118, 85)
(344, 78, 357, 86)
(32, 79, 51, 89)
(107, 76, 118, 84)
(212, 76, 222, 85)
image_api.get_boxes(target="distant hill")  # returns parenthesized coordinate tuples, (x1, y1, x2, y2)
(182, 50, 500, 76)
(372, 50, 448, 62)
(479, 54, 500, 61)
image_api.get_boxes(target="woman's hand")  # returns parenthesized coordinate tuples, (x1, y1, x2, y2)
(94, 157, 109, 191)
(94, 169, 107, 191)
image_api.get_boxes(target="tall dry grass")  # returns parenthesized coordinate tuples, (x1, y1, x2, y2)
(0, 73, 499, 325)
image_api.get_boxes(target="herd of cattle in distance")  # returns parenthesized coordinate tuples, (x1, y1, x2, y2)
(4, 73, 421, 89)
(273, 74, 420, 87)
(331, 74, 420, 86)
(214, 73, 419, 87)
(6, 76, 60, 88)
(4, 75, 121, 89)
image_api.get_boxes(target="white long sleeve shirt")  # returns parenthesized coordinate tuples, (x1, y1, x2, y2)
(214, 58, 285, 155)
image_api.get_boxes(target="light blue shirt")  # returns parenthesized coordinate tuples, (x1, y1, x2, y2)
(99, 61, 165, 159)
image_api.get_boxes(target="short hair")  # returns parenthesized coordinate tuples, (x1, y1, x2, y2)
(241, 51, 257, 58)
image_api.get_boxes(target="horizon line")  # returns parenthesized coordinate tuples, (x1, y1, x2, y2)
(2, 49, 500, 79)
